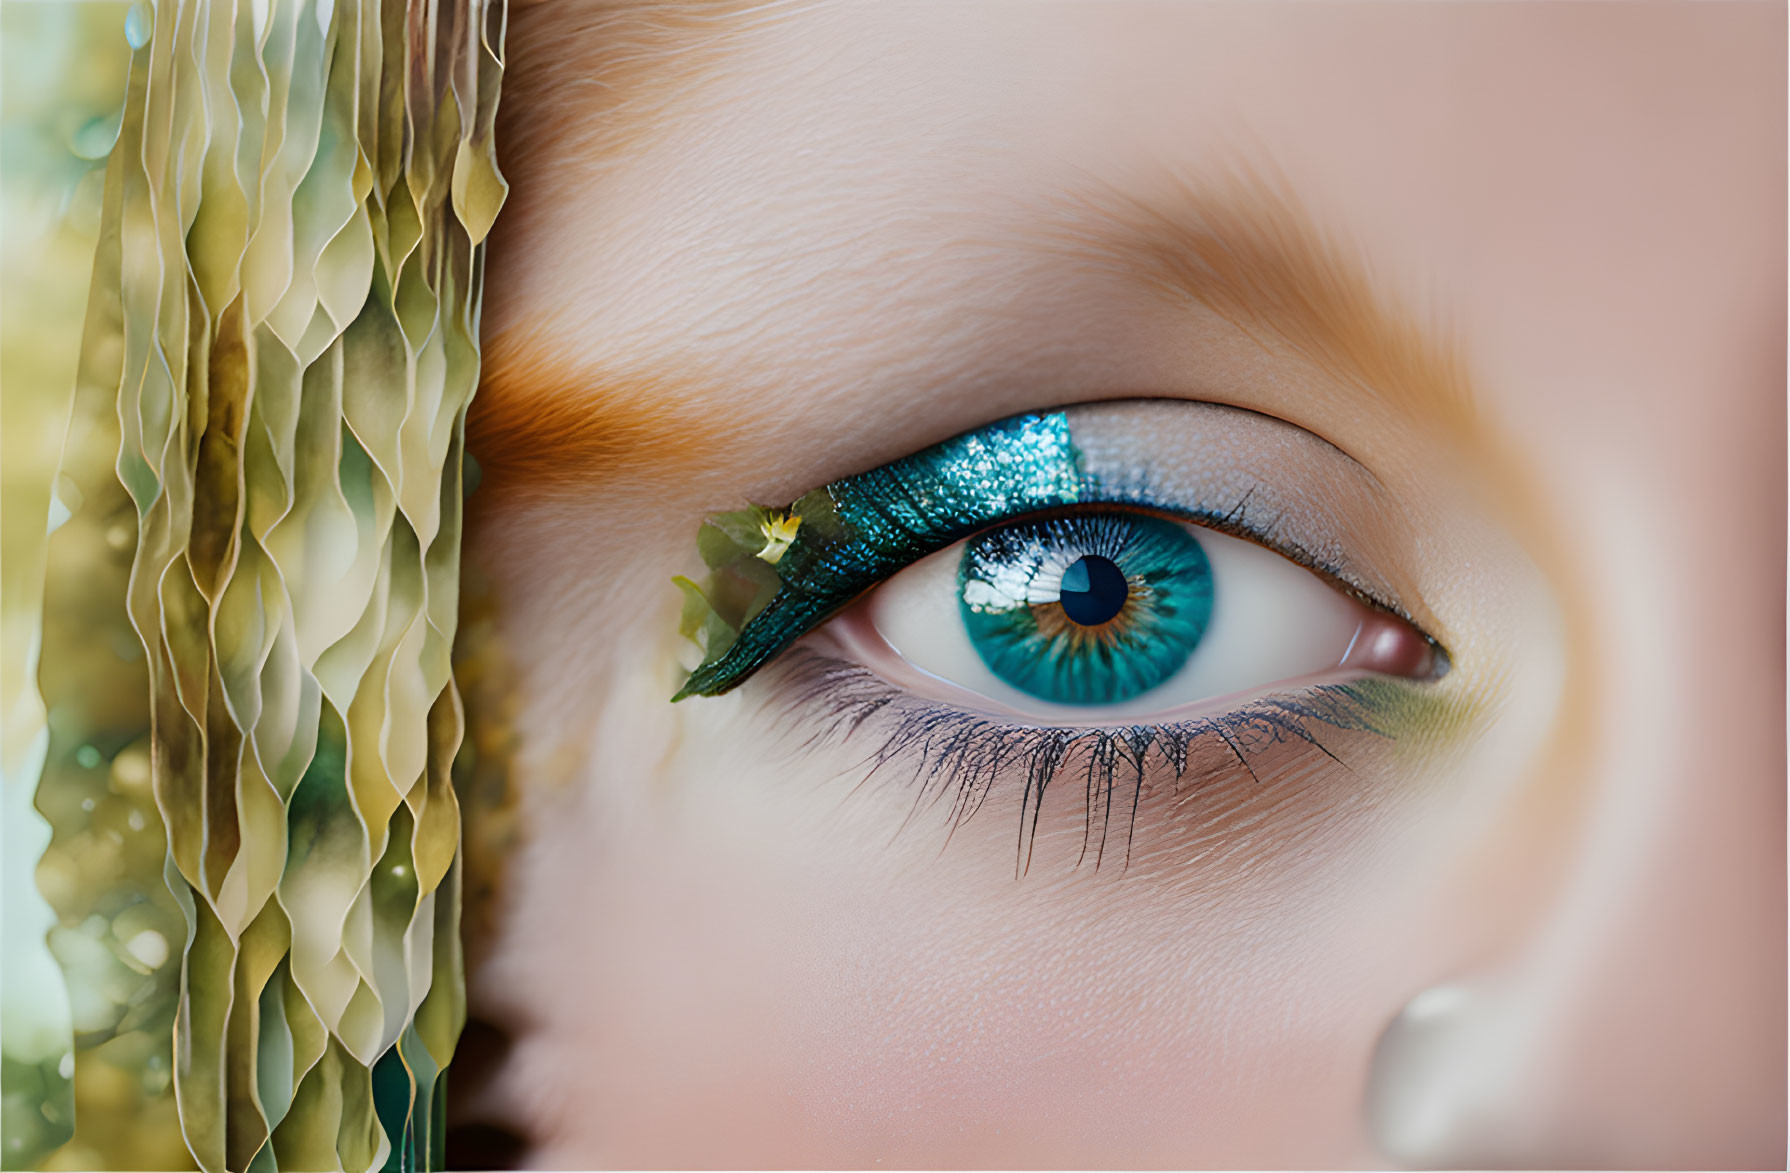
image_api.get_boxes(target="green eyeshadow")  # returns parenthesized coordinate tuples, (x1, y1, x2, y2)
(672, 400, 1432, 702)
(674, 411, 1089, 698)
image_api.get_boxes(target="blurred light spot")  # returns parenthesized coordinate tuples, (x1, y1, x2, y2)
(123, 930, 167, 971)
(110, 749, 149, 793)
(123, 1, 150, 50)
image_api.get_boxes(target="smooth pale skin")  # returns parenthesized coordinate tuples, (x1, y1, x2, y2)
(463, 2, 1784, 1167)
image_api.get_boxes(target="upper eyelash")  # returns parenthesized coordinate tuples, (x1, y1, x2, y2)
(673, 408, 1439, 702)
(676, 411, 1085, 699)
(766, 648, 1399, 874)
(673, 403, 1449, 871)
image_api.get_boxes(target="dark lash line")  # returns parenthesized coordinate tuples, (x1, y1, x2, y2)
(766, 649, 1396, 877)
(1081, 470, 1432, 643)
(970, 489, 1444, 665)
(676, 406, 1451, 700)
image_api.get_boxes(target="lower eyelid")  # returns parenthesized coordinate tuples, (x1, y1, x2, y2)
(758, 647, 1410, 873)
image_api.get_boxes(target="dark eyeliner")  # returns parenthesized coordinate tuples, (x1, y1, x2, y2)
(673, 404, 1441, 700)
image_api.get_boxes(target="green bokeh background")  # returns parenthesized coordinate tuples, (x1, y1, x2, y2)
(1, 3, 506, 1168)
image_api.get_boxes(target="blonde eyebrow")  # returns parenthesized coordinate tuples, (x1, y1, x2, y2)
(473, 0, 816, 494)
(467, 340, 730, 494)
(471, 168, 1483, 494)
(1036, 165, 1482, 454)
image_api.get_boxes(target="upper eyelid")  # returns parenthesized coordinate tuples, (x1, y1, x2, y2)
(673, 401, 1437, 700)
(1119, 499, 1417, 628)
(675, 411, 1087, 699)
(683, 495, 1432, 700)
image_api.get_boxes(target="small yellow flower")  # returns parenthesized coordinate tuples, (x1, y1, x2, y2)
(756, 510, 802, 565)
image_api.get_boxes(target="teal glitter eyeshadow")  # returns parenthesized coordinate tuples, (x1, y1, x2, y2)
(674, 412, 1089, 698)
(673, 400, 1439, 702)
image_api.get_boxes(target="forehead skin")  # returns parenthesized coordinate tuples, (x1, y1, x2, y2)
(467, 1, 1784, 1167)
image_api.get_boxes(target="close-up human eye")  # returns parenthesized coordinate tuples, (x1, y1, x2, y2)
(669, 399, 1451, 873)
(830, 411, 1438, 723)
(861, 506, 1379, 716)
(4, 1, 1782, 1171)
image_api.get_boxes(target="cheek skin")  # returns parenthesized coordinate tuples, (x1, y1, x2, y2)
(468, 585, 1483, 1168)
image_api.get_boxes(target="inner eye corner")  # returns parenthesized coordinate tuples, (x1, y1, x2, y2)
(1325, 580, 1452, 680)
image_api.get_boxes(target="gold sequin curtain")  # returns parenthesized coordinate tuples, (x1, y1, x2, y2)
(4, 1, 507, 1168)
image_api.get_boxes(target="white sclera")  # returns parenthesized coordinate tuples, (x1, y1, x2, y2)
(863, 520, 1366, 721)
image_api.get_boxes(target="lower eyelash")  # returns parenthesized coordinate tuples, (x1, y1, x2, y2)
(764, 649, 1398, 875)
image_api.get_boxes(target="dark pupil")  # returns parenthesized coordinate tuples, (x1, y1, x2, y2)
(1057, 554, 1129, 626)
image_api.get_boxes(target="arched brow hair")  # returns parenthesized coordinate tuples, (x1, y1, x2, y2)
(1041, 161, 1482, 455)
(470, 157, 1482, 496)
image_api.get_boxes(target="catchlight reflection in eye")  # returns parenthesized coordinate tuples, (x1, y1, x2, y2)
(856, 510, 1429, 720)
(958, 513, 1214, 705)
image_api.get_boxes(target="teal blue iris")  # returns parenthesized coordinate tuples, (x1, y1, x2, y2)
(957, 513, 1214, 706)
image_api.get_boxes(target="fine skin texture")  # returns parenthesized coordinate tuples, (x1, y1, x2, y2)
(458, 2, 1785, 1167)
